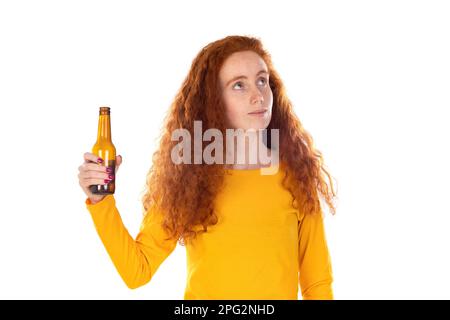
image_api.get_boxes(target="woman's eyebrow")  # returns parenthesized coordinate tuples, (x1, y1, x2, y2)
(225, 70, 269, 87)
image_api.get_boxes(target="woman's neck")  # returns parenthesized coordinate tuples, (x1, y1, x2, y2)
(224, 133, 275, 170)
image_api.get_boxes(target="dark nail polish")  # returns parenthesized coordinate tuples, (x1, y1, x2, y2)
(108, 174, 114, 179)
(104, 179, 110, 183)
(97, 158, 103, 163)
(106, 167, 112, 173)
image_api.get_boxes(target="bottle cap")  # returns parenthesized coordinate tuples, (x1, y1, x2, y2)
(99, 106, 110, 115)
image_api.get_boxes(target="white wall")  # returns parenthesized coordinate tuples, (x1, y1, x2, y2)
(0, 0, 449, 299)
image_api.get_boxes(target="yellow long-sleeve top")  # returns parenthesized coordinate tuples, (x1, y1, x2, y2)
(85, 166, 333, 299)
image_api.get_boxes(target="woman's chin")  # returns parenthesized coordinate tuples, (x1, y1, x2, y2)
(245, 121, 270, 131)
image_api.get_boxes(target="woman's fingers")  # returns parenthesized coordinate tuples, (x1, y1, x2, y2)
(84, 152, 103, 164)
(82, 178, 112, 186)
(83, 152, 120, 170)
(78, 152, 119, 199)
(115, 155, 122, 174)
(78, 169, 112, 181)
(79, 162, 108, 173)
(78, 152, 115, 187)
(78, 152, 116, 203)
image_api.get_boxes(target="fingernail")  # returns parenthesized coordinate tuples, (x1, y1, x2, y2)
(108, 174, 114, 179)
(97, 158, 103, 163)
(104, 179, 110, 183)
(106, 167, 112, 173)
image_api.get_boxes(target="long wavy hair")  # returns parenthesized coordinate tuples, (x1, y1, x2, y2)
(141, 35, 337, 246)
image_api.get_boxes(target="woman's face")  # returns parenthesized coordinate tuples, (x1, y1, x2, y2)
(219, 50, 273, 130)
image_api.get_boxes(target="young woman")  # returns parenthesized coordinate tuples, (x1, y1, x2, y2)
(78, 35, 337, 300)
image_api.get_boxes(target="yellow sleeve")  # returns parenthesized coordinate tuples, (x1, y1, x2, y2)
(85, 195, 177, 289)
(298, 210, 334, 300)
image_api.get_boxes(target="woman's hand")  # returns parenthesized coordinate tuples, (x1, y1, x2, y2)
(78, 152, 122, 204)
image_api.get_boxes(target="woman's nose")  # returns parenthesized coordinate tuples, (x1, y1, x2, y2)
(250, 88, 264, 105)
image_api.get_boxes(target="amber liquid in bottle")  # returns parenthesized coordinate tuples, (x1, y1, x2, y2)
(89, 106, 116, 195)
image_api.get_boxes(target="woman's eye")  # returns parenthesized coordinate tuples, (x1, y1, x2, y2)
(257, 78, 267, 86)
(232, 81, 244, 90)
(232, 78, 267, 90)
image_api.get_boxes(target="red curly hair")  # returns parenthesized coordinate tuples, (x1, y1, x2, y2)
(141, 35, 337, 245)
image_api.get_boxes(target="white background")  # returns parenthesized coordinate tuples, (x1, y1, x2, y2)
(0, 0, 449, 299)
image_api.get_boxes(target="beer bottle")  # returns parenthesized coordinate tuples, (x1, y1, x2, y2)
(90, 106, 116, 195)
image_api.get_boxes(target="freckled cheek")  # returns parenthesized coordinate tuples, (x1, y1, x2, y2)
(224, 98, 246, 125)
(228, 96, 247, 114)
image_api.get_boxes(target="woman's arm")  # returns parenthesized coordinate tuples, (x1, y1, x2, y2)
(297, 210, 334, 300)
(86, 195, 177, 289)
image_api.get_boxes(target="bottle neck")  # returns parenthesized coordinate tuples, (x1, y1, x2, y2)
(96, 115, 112, 142)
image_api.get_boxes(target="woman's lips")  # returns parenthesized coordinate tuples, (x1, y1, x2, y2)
(248, 109, 268, 117)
